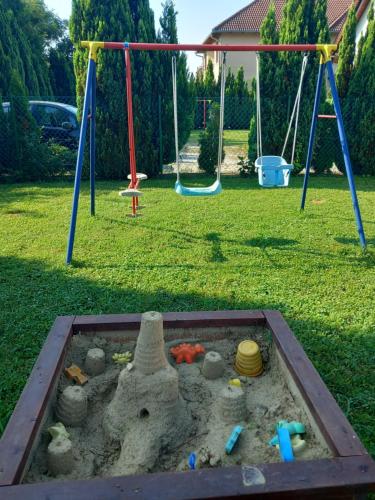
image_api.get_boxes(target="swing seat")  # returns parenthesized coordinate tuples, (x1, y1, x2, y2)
(127, 173, 148, 181)
(119, 188, 143, 197)
(175, 179, 222, 197)
(255, 156, 293, 188)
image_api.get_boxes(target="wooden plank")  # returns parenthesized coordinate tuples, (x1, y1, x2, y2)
(0, 456, 374, 499)
(0, 316, 75, 486)
(264, 310, 368, 457)
(73, 310, 266, 332)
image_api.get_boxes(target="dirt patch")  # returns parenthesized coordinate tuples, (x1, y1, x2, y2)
(25, 327, 331, 483)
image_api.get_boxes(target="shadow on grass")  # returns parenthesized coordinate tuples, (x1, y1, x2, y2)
(0, 254, 374, 455)
(205, 232, 227, 263)
(335, 236, 375, 247)
(97, 214, 374, 269)
(245, 237, 298, 249)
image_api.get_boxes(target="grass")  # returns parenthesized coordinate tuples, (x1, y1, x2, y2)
(0, 174, 374, 459)
(188, 129, 249, 147)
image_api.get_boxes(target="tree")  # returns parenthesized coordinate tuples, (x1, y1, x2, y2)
(344, 3, 375, 174)
(157, 1, 194, 164)
(204, 60, 217, 99)
(224, 68, 236, 128)
(256, 1, 284, 155)
(5, 71, 51, 181)
(48, 23, 76, 99)
(336, 3, 357, 99)
(71, 0, 162, 179)
(198, 103, 225, 174)
(234, 67, 251, 129)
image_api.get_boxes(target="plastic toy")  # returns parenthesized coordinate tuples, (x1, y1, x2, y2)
(276, 434, 306, 454)
(225, 425, 243, 455)
(277, 428, 294, 462)
(48, 422, 70, 441)
(228, 378, 241, 388)
(235, 340, 263, 377)
(64, 364, 88, 385)
(170, 343, 205, 364)
(277, 420, 305, 435)
(188, 452, 196, 470)
(112, 352, 132, 365)
(269, 420, 305, 446)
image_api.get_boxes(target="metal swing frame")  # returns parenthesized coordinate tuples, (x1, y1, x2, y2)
(66, 42, 366, 264)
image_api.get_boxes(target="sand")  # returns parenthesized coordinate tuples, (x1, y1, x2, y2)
(25, 327, 332, 483)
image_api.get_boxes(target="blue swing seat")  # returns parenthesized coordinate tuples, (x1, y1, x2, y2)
(255, 156, 293, 188)
(175, 179, 222, 197)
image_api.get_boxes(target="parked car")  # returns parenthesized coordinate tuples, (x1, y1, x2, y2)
(2, 101, 79, 149)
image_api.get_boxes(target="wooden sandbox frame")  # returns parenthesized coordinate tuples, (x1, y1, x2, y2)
(0, 310, 374, 499)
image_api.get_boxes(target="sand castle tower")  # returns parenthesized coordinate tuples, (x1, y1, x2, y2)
(104, 312, 191, 475)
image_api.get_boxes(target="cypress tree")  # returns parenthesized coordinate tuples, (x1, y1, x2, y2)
(198, 103, 225, 174)
(204, 60, 216, 99)
(0, 97, 9, 177)
(157, 1, 194, 164)
(224, 68, 236, 129)
(256, 1, 283, 156)
(344, 3, 375, 174)
(49, 31, 76, 99)
(336, 3, 357, 99)
(6, 71, 50, 180)
(234, 67, 251, 129)
(276, 0, 330, 168)
(71, 0, 164, 178)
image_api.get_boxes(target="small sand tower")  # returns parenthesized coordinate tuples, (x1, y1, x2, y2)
(104, 312, 191, 475)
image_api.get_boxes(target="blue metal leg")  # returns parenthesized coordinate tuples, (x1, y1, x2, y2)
(326, 61, 366, 248)
(90, 62, 96, 216)
(66, 58, 95, 264)
(301, 63, 325, 210)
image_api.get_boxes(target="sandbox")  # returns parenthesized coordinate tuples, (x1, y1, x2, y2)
(0, 310, 374, 499)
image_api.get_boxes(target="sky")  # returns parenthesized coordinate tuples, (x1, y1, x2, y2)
(44, 0, 250, 72)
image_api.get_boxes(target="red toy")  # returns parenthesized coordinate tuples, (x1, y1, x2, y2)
(170, 343, 205, 364)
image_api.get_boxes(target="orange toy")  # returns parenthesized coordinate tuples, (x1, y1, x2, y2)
(65, 364, 88, 385)
(170, 343, 205, 364)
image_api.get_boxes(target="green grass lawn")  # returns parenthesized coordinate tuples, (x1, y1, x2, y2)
(0, 175, 374, 459)
(188, 129, 249, 147)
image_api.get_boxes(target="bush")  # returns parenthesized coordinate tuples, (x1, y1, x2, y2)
(238, 156, 256, 177)
(198, 103, 225, 174)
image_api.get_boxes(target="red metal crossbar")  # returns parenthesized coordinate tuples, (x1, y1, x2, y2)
(318, 114, 337, 119)
(104, 42, 319, 52)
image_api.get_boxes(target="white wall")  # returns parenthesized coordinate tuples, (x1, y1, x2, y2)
(203, 33, 260, 82)
(356, 1, 372, 46)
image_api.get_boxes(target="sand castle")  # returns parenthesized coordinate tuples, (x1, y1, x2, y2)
(104, 311, 192, 475)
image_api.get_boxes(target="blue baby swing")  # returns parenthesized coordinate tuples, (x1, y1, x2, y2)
(172, 53, 226, 196)
(255, 52, 309, 187)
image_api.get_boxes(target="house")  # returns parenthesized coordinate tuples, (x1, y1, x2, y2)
(354, 0, 372, 46)
(200, 0, 354, 81)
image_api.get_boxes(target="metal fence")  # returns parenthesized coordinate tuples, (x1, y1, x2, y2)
(0, 96, 78, 181)
(0, 95, 372, 181)
(173, 96, 359, 176)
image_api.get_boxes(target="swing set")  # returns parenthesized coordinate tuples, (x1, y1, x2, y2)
(66, 42, 366, 264)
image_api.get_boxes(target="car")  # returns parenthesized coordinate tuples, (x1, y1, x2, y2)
(2, 100, 79, 149)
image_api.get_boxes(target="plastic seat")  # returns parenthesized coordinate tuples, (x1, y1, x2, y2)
(255, 156, 293, 188)
(119, 188, 143, 197)
(175, 179, 222, 197)
(127, 173, 148, 181)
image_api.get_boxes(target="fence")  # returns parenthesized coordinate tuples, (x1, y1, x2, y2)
(0, 95, 373, 182)
(175, 95, 370, 177)
(0, 96, 78, 181)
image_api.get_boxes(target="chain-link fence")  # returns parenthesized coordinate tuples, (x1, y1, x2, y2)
(0, 96, 78, 181)
(169, 95, 372, 177)
(1, 94, 373, 182)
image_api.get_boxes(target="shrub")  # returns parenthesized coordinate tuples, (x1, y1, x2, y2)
(198, 103, 225, 175)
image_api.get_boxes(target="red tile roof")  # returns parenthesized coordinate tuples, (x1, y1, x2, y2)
(211, 0, 354, 35)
